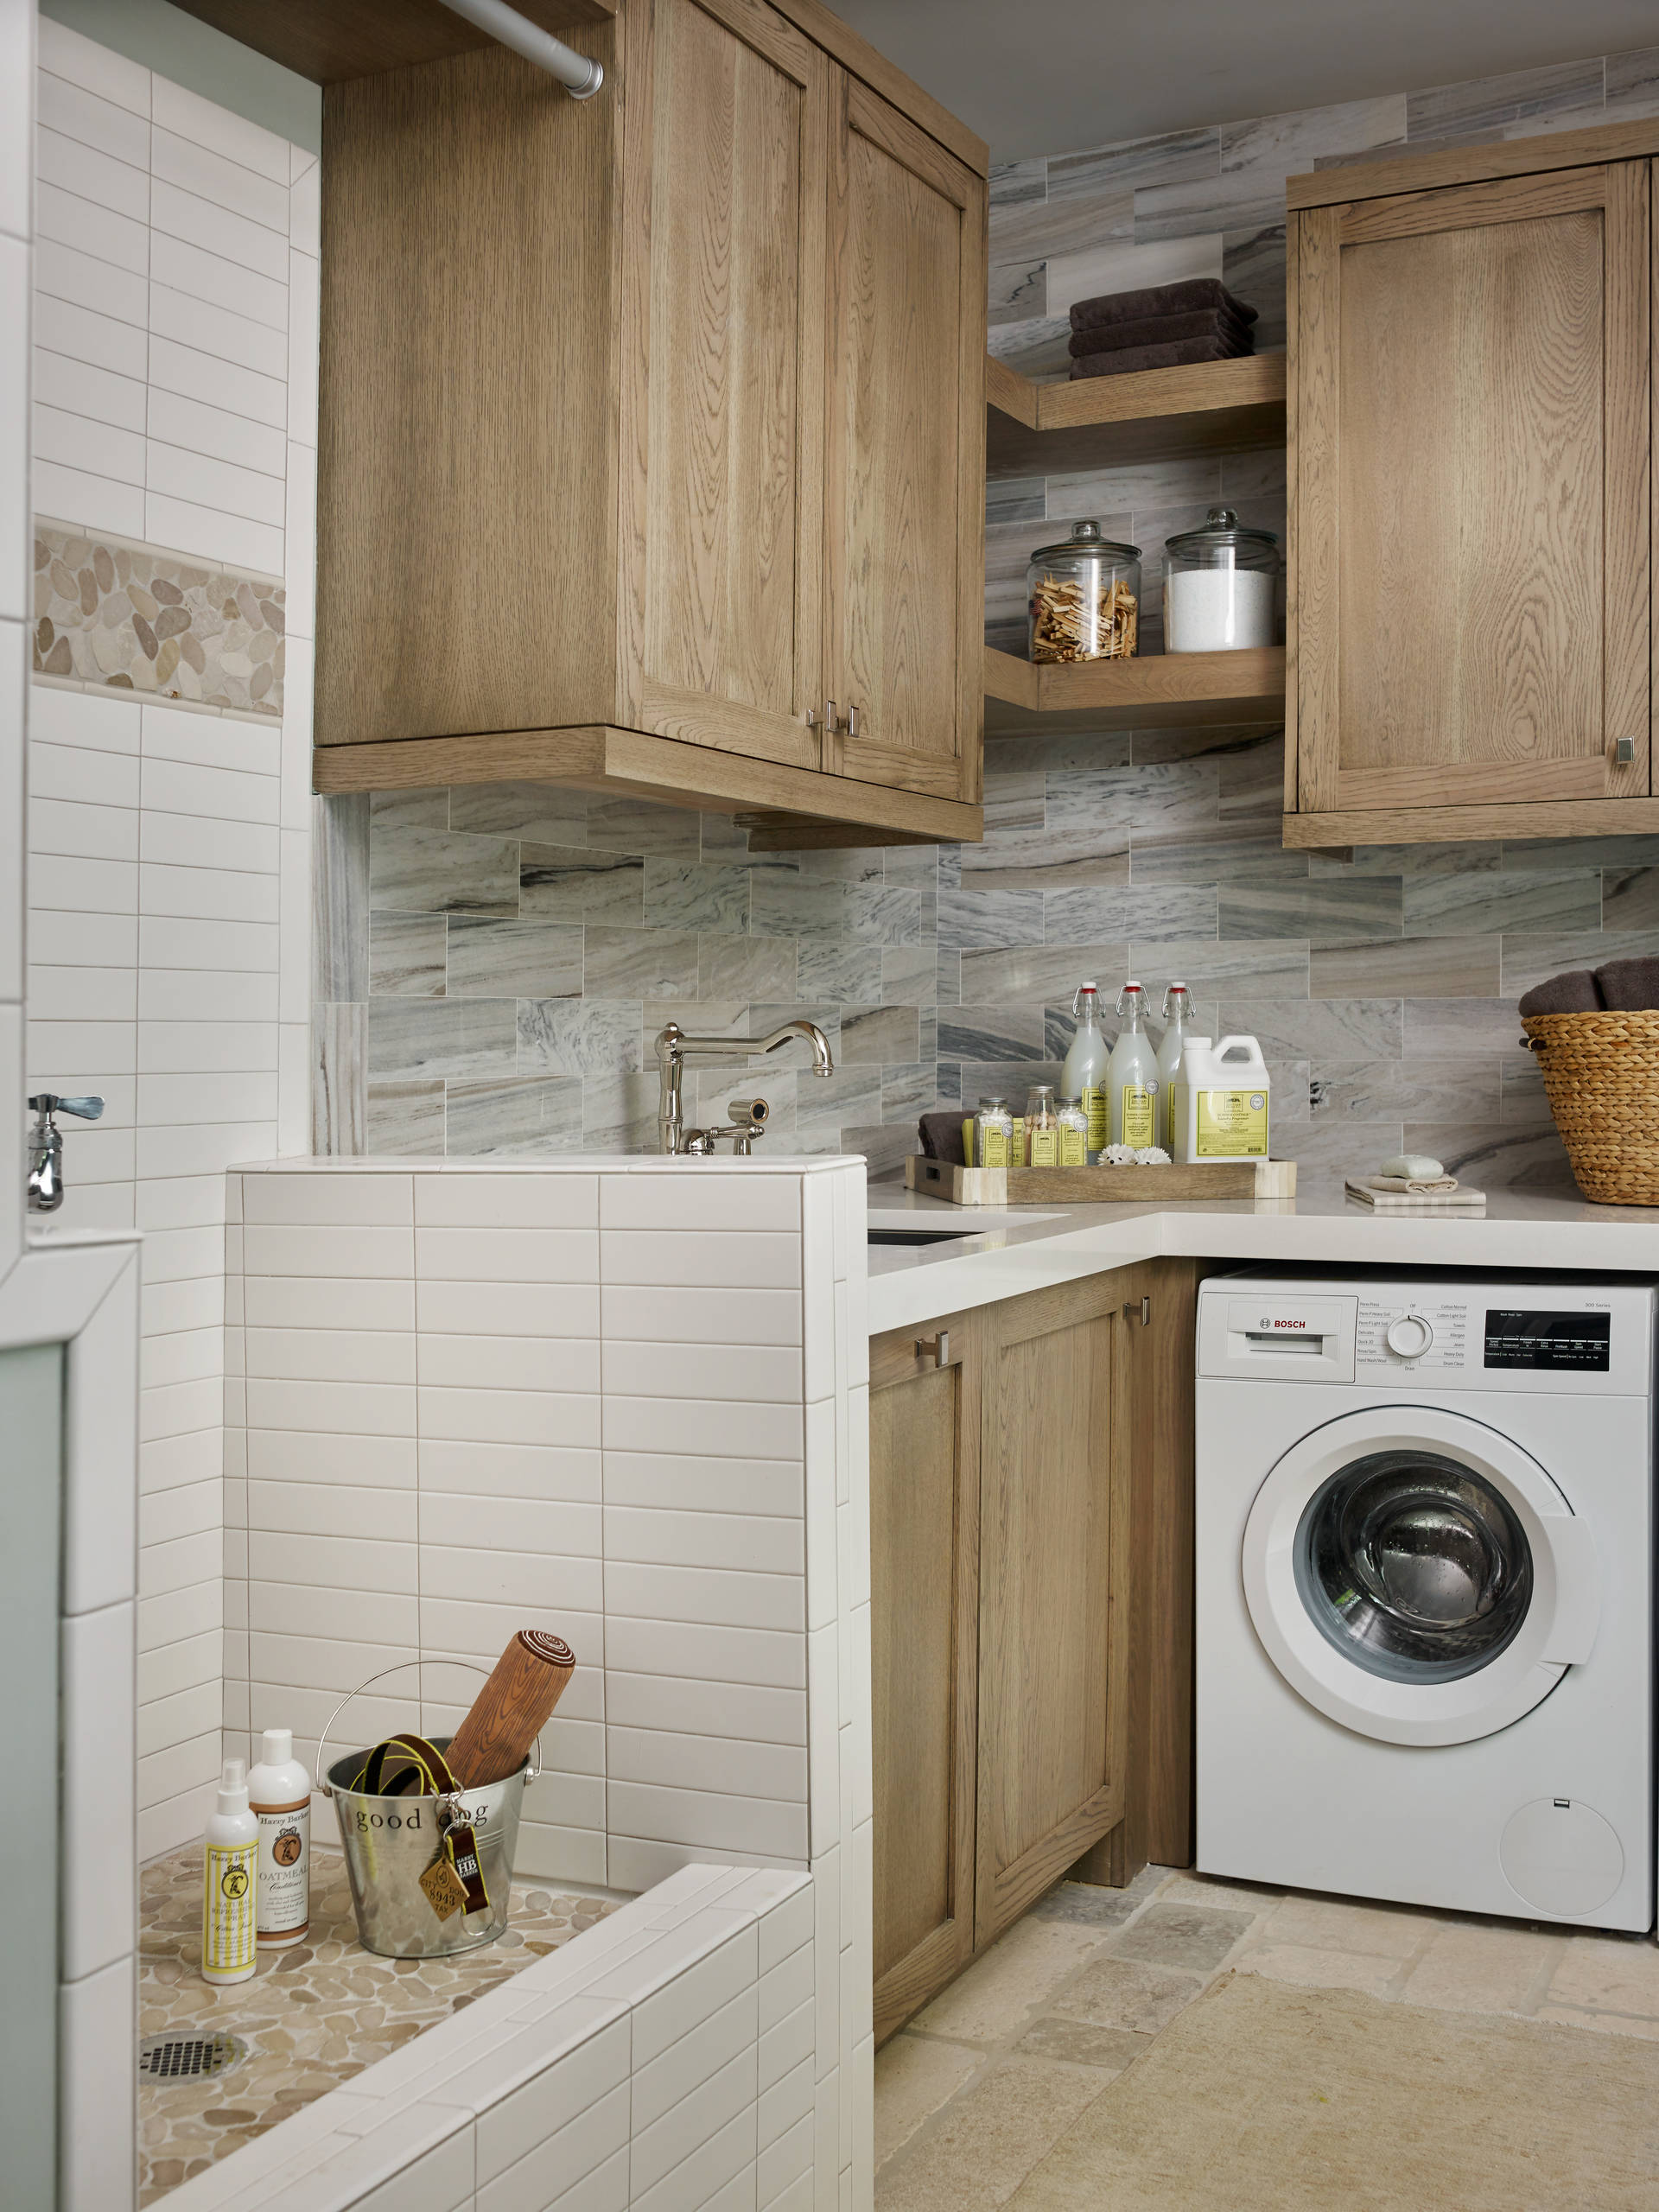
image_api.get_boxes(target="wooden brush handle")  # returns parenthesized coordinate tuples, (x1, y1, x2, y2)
(445, 1630, 575, 1789)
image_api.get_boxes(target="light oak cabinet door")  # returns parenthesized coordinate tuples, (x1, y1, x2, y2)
(822, 73, 986, 807)
(868, 1316, 979, 2046)
(1291, 158, 1650, 838)
(974, 1274, 1130, 1947)
(619, 0, 829, 773)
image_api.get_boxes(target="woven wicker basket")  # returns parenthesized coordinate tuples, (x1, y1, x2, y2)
(1521, 1008, 1659, 1205)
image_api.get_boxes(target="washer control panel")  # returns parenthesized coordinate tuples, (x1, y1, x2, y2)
(1357, 1298, 1469, 1373)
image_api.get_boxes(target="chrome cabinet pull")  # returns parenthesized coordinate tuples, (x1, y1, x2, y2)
(915, 1330, 950, 1367)
(846, 703, 860, 739)
(1122, 1296, 1150, 1326)
(1616, 737, 1637, 765)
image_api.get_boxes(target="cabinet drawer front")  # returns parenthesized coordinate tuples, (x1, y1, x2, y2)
(1294, 161, 1650, 814)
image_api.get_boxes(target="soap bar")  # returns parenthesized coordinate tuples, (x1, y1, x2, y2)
(1380, 1153, 1443, 1181)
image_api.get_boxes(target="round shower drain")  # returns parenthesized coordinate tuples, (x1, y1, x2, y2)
(138, 2032, 249, 2082)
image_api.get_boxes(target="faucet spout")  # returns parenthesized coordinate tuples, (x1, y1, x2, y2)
(753, 1018, 835, 1076)
(652, 1020, 834, 1154)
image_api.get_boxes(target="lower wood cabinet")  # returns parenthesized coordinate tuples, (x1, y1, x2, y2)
(870, 1259, 1198, 2041)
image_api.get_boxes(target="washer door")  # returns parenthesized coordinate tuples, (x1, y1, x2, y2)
(1241, 1407, 1600, 1746)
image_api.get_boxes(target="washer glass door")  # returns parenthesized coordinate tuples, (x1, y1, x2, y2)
(1299, 1449, 1533, 1683)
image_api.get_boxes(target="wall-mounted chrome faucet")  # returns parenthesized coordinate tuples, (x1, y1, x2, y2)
(27, 1093, 104, 1212)
(653, 1021, 834, 1154)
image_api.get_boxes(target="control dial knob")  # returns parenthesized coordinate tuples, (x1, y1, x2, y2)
(1385, 1312, 1433, 1360)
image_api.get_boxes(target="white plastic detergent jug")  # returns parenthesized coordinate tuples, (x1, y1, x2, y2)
(1173, 1035, 1270, 1163)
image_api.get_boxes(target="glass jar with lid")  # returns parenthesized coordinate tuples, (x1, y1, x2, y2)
(1057, 1098, 1089, 1166)
(975, 1096, 1013, 1169)
(1027, 521, 1141, 664)
(1025, 1084, 1059, 1167)
(1162, 506, 1280, 652)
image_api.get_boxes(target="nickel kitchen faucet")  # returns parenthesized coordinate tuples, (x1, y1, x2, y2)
(652, 1020, 834, 1155)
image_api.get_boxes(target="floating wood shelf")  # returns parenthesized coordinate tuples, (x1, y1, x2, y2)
(985, 644, 1286, 735)
(986, 352, 1287, 480)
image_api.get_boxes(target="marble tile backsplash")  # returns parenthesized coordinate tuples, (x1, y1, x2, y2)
(321, 44, 1659, 1190)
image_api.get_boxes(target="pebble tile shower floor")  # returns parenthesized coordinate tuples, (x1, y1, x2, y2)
(137, 1845, 621, 2203)
(874, 1866, 1659, 2211)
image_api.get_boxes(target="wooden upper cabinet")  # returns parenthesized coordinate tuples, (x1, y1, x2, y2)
(315, 0, 988, 841)
(1287, 134, 1656, 844)
(823, 78, 986, 806)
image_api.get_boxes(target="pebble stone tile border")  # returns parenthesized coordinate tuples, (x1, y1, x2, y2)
(32, 518, 286, 717)
(137, 1844, 622, 2205)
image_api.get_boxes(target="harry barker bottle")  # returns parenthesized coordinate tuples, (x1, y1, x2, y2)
(1061, 983, 1111, 1161)
(1109, 982, 1159, 1148)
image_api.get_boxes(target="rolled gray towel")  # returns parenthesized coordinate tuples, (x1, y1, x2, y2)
(1517, 970, 1603, 1016)
(1594, 957, 1659, 1012)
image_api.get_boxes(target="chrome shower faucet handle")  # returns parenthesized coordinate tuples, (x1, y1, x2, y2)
(26, 1092, 104, 1213)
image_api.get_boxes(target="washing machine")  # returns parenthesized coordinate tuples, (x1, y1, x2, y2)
(1195, 1274, 1655, 1930)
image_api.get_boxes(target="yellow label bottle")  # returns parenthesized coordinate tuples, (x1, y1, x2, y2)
(1082, 1085, 1107, 1156)
(1108, 982, 1158, 1148)
(202, 1758, 258, 1986)
(1121, 1084, 1155, 1149)
(1062, 984, 1111, 1163)
(1058, 1102, 1088, 1166)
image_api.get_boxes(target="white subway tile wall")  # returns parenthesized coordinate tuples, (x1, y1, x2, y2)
(225, 1157, 873, 2211)
(27, 17, 319, 1859)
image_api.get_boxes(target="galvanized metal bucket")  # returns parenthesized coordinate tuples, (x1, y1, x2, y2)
(317, 1662, 542, 1960)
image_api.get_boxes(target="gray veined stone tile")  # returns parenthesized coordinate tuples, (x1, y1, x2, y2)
(370, 909, 446, 998)
(447, 915, 582, 1000)
(934, 1058, 963, 1105)
(988, 477, 1046, 527)
(1402, 869, 1600, 936)
(445, 1074, 587, 1156)
(697, 933, 799, 1003)
(1046, 234, 1224, 322)
(685, 1062, 798, 1136)
(370, 787, 448, 830)
(1500, 928, 1659, 999)
(1597, 868, 1659, 929)
(367, 995, 517, 1084)
(1312, 1058, 1501, 1122)
(990, 156, 1046, 209)
(985, 314, 1075, 383)
(1312, 140, 1410, 171)
(961, 1058, 1063, 1106)
(841, 1004, 920, 1066)
(1047, 884, 1217, 940)
(937, 948, 961, 1007)
(984, 771, 1046, 835)
(1129, 826, 1304, 886)
(748, 874, 922, 945)
(312, 1001, 365, 1155)
(1404, 997, 1528, 1056)
(1220, 94, 1407, 181)
(792, 1065, 883, 1138)
(985, 729, 1134, 777)
(1048, 756, 1220, 839)
(1130, 938, 1310, 1000)
(839, 1124, 915, 1177)
(1406, 57, 1605, 141)
(1218, 877, 1402, 943)
(791, 845, 887, 883)
(938, 1004, 1047, 1062)
(1284, 1115, 1404, 1185)
(1049, 126, 1219, 203)
(313, 791, 369, 1003)
(959, 942, 1128, 1001)
(448, 780, 589, 843)
(798, 938, 883, 1001)
(582, 1067, 663, 1153)
(1221, 227, 1286, 348)
(642, 857, 751, 938)
(1217, 447, 1290, 505)
(1135, 168, 1287, 245)
(518, 996, 643, 1077)
(1402, 1120, 1573, 1193)
(1222, 997, 1402, 1061)
(1046, 450, 1223, 524)
(1308, 840, 1498, 879)
(1311, 937, 1499, 999)
(370, 825, 519, 917)
(583, 794, 701, 856)
(1263, 1058, 1311, 1123)
(1605, 47, 1659, 122)
(988, 255, 1048, 327)
(938, 885, 1046, 950)
(582, 926, 700, 999)
(883, 842, 942, 890)
(882, 945, 938, 1007)
(1500, 1052, 1555, 1126)
(365, 1081, 444, 1155)
(961, 826, 1130, 893)
(1503, 833, 1659, 870)
(991, 184, 1135, 267)
(882, 1062, 938, 1122)
(519, 842, 644, 927)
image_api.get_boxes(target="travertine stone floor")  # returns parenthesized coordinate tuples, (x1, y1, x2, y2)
(875, 1867, 1659, 2210)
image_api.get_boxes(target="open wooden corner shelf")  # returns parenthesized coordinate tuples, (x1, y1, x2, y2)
(985, 644, 1286, 735)
(986, 351, 1287, 480)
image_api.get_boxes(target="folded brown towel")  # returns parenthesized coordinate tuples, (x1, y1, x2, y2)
(1069, 277, 1258, 334)
(1594, 957, 1659, 1012)
(1069, 307, 1255, 359)
(1518, 969, 1603, 1016)
(918, 1110, 968, 1165)
(1070, 332, 1254, 379)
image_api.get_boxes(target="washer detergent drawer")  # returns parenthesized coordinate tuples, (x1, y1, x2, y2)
(1198, 1295, 1357, 1382)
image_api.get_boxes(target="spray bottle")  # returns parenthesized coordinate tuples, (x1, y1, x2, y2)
(201, 1758, 258, 1986)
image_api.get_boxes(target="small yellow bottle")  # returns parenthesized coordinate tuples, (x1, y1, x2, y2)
(201, 1757, 258, 1986)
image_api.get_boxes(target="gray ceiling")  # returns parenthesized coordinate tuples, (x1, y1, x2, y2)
(830, 0, 1659, 161)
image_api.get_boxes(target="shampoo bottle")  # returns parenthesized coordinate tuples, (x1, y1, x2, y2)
(248, 1727, 312, 1948)
(1156, 983, 1195, 1153)
(1061, 982, 1111, 1161)
(1109, 982, 1159, 1149)
(201, 1757, 258, 1986)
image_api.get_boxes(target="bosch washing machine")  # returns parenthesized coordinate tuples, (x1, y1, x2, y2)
(1195, 1274, 1655, 1930)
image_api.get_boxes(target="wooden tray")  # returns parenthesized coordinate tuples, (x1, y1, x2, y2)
(905, 1156, 1298, 1205)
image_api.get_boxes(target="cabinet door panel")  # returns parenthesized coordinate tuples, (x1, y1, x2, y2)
(1296, 161, 1649, 817)
(870, 1321, 979, 2044)
(976, 1278, 1128, 1945)
(622, 0, 826, 768)
(824, 74, 985, 803)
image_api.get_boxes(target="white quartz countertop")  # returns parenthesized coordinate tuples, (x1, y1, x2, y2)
(866, 1182, 1659, 1337)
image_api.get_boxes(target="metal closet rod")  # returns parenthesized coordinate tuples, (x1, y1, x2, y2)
(435, 0, 606, 97)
